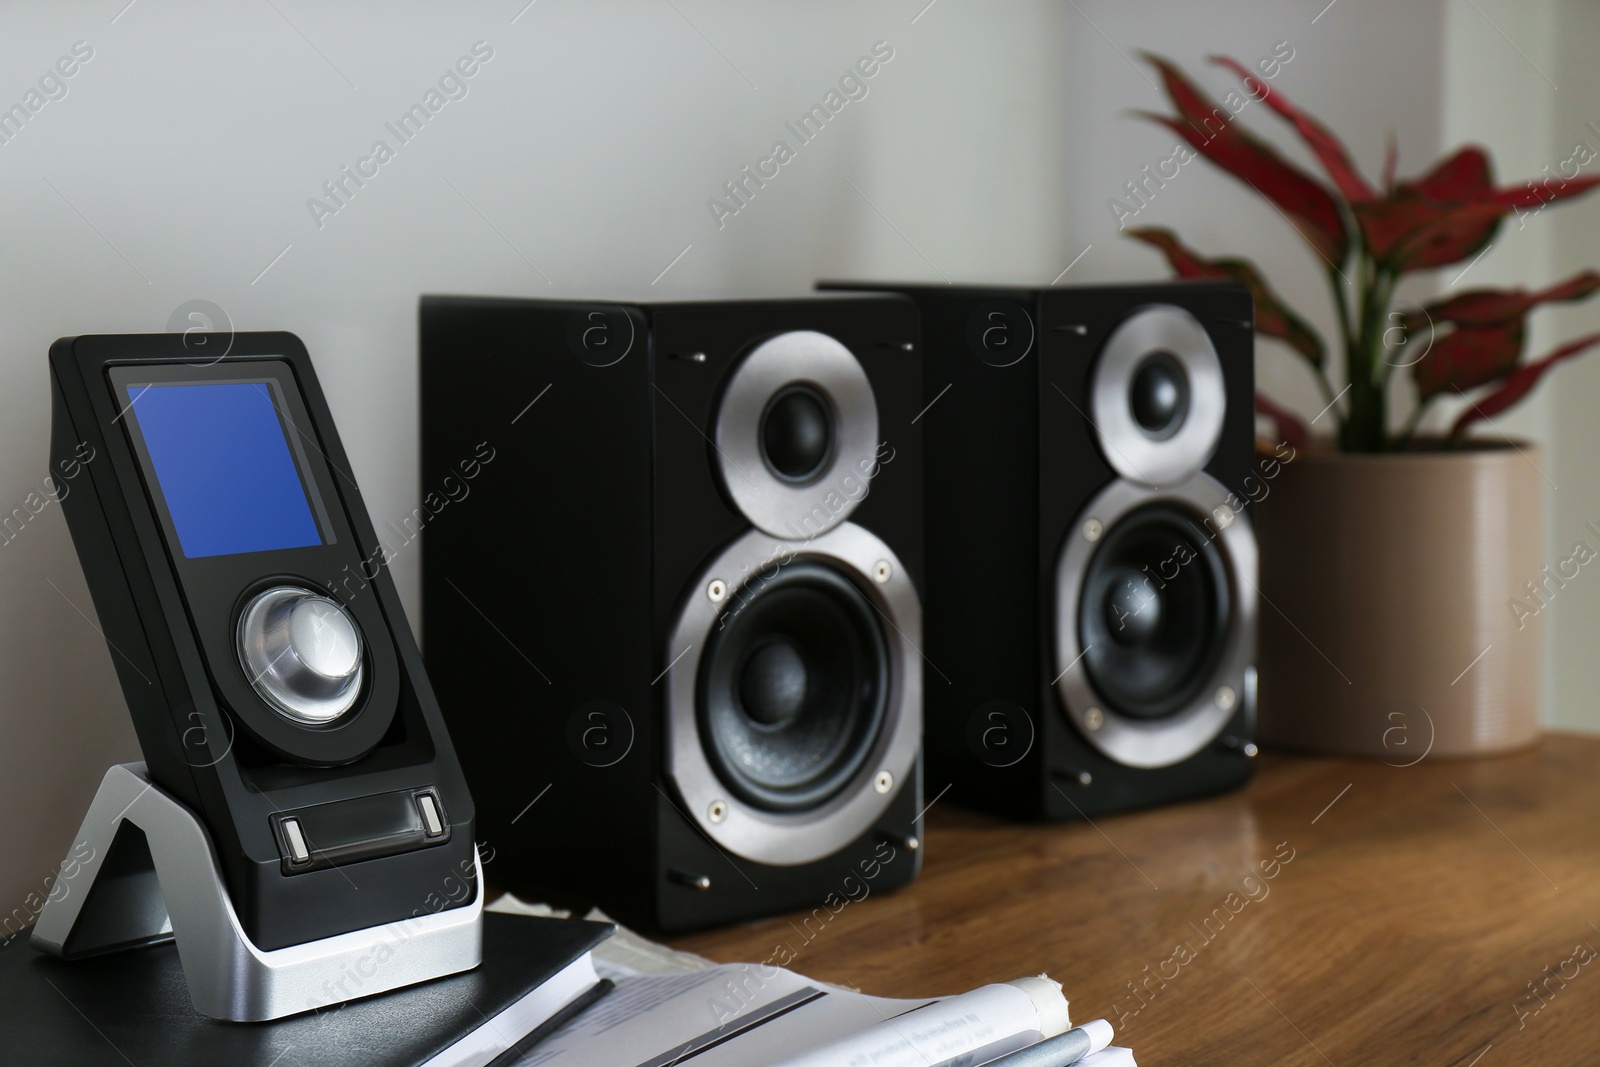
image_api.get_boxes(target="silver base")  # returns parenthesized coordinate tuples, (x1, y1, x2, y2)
(31, 762, 483, 1021)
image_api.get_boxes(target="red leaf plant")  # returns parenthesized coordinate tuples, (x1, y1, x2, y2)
(1129, 54, 1600, 452)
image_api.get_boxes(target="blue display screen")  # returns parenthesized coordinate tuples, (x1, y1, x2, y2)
(125, 381, 325, 559)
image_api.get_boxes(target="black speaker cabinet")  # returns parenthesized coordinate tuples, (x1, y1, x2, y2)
(823, 281, 1257, 821)
(420, 294, 924, 931)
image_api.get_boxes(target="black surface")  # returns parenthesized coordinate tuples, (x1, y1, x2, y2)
(419, 294, 923, 932)
(0, 912, 612, 1066)
(821, 280, 1257, 821)
(49, 333, 478, 949)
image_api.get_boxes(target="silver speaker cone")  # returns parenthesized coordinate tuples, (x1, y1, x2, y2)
(1053, 473, 1256, 768)
(664, 522, 921, 867)
(1090, 305, 1226, 488)
(712, 330, 879, 540)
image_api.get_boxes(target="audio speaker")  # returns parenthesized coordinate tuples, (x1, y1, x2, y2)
(822, 281, 1257, 820)
(420, 294, 924, 931)
(43, 332, 480, 1016)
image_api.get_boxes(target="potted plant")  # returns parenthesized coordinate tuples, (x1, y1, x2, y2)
(1127, 54, 1600, 758)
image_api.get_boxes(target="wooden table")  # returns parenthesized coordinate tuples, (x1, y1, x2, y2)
(671, 733, 1600, 1066)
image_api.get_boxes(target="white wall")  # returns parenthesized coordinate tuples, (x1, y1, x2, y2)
(1539, 1, 1600, 732)
(1432, 0, 1600, 733)
(10, 0, 1581, 923)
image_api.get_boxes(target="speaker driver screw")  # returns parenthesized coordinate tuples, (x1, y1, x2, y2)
(707, 579, 727, 603)
(1077, 770, 1093, 786)
(1216, 685, 1237, 710)
(1084, 707, 1104, 731)
(1212, 504, 1235, 529)
(872, 560, 892, 584)
(873, 770, 894, 794)
(1082, 519, 1103, 542)
(708, 799, 728, 823)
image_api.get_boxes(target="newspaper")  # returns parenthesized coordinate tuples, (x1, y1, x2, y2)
(490, 896, 1134, 1066)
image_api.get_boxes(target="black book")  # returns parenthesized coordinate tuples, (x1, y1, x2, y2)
(0, 912, 612, 1067)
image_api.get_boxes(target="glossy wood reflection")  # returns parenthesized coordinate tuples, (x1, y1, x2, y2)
(669, 734, 1600, 1066)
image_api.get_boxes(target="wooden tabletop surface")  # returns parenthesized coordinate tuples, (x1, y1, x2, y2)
(669, 733, 1600, 1066)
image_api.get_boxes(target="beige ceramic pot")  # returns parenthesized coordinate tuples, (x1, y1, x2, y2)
(1256, 442, 1543, 759)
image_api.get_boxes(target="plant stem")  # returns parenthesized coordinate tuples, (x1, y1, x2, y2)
(1310, 358, 1339, 409)
(1339, 253, 1390, 452)
(1396, 396, 1431, 447)
(1322, 265, 1355, 429)
(1345, 259, 1367, 449)
(1328, 264, 1355, 361)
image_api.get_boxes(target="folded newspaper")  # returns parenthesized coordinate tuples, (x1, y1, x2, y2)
(490, 896, 1135, 1066)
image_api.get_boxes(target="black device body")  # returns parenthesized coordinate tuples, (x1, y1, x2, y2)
(420, 295, 924, 932)
(822, 281, 1258, 821)
(49, 332, 477, 951)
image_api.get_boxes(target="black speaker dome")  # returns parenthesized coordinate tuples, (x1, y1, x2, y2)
(1101, 565, 1163, 646)
(759, 384, 834, 484)
(738, 638, 809, 727)
(1128, 351, 1191, 440)
(699, 561, 888, 812)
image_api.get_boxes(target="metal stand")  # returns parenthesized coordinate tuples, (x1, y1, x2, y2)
(31, 763, 482, 1022)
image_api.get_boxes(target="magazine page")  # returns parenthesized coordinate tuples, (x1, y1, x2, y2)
(491, 897, 1066, 1067)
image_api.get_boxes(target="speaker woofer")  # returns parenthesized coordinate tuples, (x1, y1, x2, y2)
(699, 561, 888, 812)
(1054, 473, 1256, 769)
(1078, 504, 1229, 720)
(665, 523, 922, 867)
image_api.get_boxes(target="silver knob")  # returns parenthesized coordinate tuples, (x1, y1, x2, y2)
(237, 585, 365, 726)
